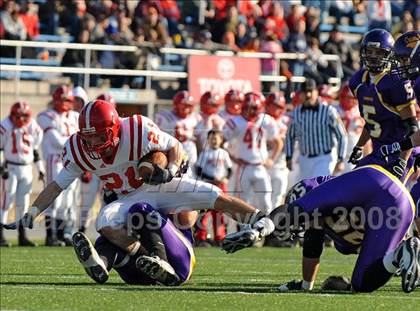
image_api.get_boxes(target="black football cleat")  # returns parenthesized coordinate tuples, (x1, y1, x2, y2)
(45, 236, 65, 247)
(72, 232, 108, 284)
(136, 255, 181, 286)
(278, 279, 303, 292)
(400, 236, 420, 293)
(18, 237, 38, 247)
(0, 238, 12, 247)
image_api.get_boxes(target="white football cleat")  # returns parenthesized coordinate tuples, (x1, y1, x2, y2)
(72, 232, 109, 284)
(221, 225, 261, 254)
(399, 236, 420, 293)
(136, 255, 181, 286)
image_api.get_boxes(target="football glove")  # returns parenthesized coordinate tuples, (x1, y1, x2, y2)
(144, 164, 174, 185)
(380, 142, 402, 159)
(0, 166, 9, 179)
(278, 279, 304, 292)
(221, 225, 262, 254)
(348, 146, 363, 165)
(321, 276, 351, 291)
(3, 212, 33, 230)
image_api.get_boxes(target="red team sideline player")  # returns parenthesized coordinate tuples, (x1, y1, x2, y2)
(0, 101, 44, 247)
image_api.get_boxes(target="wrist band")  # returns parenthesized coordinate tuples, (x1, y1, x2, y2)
(400, 137, 414, 151)
(168, 163, 179, 176)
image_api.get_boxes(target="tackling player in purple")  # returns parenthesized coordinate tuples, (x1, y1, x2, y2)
(223, 165, 419, 293)
(347, 29, 418, 181)
(73, 202, 195, 286)
(377, 31, 420, 174)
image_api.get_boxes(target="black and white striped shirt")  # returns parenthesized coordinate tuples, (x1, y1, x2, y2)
(285, 101, 347, 160)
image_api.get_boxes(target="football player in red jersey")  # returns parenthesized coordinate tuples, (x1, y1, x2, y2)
(37, 85, 79, 246)
(0, 101, 44, 246)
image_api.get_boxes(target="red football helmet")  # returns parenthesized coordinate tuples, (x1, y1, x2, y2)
(242, 92, 264, 121)
(96, 93, 116, 108)
(339, 83, 357, 111)
(224, 90, 244, 115)
(78, 100, 121, 160)
(200, 91, 222, 116)
(318, 84, 335, 104)
(52, 85, 74, 113)
(173, 91, 194, 118)
(265, 92, 286, 119)
(10, 101, 32, 127)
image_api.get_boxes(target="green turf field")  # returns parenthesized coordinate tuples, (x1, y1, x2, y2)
(0, 246, 419, 310)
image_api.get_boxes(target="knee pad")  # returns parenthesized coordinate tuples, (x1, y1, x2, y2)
(303, 228, 325, 258)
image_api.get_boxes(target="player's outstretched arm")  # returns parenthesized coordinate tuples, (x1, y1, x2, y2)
(380, 131, 420, 157)
(3, 181, 63, 229)
(348, 126, 370, 164)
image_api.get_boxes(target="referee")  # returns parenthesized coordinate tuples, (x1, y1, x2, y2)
(286, 78, 347, 180)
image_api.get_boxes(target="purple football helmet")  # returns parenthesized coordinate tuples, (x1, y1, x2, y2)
(392, 31, 420, 80)
(360, 29, 395, 73)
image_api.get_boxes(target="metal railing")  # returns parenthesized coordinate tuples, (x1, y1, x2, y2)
(0, 39, 343, 97)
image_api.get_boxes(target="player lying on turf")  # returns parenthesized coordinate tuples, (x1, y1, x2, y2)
(222, 165, 420, 293)
(73, 202, 195, 286)
(3, 99, 273, 284)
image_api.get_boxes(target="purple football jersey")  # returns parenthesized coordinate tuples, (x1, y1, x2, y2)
(414, 76, 420, 102)
(349, 69, 417, 150)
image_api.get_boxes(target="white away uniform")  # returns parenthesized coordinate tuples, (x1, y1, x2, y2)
(0, 118, 43, 223)
(55, 115, 221, 231)
(155, 110, 199, 172)
(269, 115, 290, 207)
(223, 113, 278, 214)
(37, 109, 79, 221)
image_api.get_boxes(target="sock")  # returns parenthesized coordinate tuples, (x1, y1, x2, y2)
(382, 249, 400, 274)
(95, 239, 119, 271)
(56, 219, 64, 241)
(18, 224, 26, 240)
(45, 216, 53, 239)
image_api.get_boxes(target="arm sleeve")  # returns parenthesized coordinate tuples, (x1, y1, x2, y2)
(265, 115, 279, 140)
(55, 162, 81, 189)
(329, 107, 348, 160)
(285, 116, 296, 159)
(142, 117, 179, 155)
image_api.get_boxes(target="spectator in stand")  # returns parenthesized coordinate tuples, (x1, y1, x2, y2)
(241, 32, 260, 52)
(260, 33, 282, 75)
(265, 2, 289, 43)
(305, 6, 320, 40)
(392, 10, 416, 35)
(305, 37, 328, 84)
(222, 30, 239, 51)
(133, 3, 171, 47)
(330, 0, 356, 25)
(367, 0, 392, 31)
(19, 1, 39, 40)
(61, 29, 97, 86)
(322, 25, 357, 79)
(1, 2, 27, 40)
(234, 22, 246, 49)
(286, 19, 307, 77)
(158, 0, 180, 36)
(286, 4, 305, 34)
(238, 0, 262, 28)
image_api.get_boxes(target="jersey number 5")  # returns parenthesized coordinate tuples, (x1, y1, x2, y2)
(362, 105, 382, 138)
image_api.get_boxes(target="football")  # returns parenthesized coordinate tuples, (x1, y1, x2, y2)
(138, 151, 168, 180)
